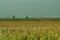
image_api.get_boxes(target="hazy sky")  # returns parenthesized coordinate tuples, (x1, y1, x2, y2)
(0, 0, 60, 18)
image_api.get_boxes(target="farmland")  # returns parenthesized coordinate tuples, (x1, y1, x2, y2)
(0, 20, 60, 40)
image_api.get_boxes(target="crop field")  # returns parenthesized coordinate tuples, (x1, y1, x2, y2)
(0, 20, 60, 40)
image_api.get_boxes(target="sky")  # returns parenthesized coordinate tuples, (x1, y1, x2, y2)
(0, 0, 60, 18)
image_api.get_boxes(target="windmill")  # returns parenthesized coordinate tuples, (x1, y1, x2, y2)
(9, 9, 15, 19)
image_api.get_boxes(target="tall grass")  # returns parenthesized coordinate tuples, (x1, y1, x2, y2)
(0, 21, 60, 40)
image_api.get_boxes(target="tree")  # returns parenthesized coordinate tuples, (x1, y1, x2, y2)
(25, 17, 29, 19)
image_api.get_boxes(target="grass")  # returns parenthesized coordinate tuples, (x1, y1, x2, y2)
(0, 29, 60, 40)
(0, 20, 60, 40)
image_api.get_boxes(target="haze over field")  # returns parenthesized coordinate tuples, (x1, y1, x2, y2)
(0, 0, 60, 18)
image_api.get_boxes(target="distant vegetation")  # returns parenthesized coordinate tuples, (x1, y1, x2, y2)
(0, 18, 60, 21)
